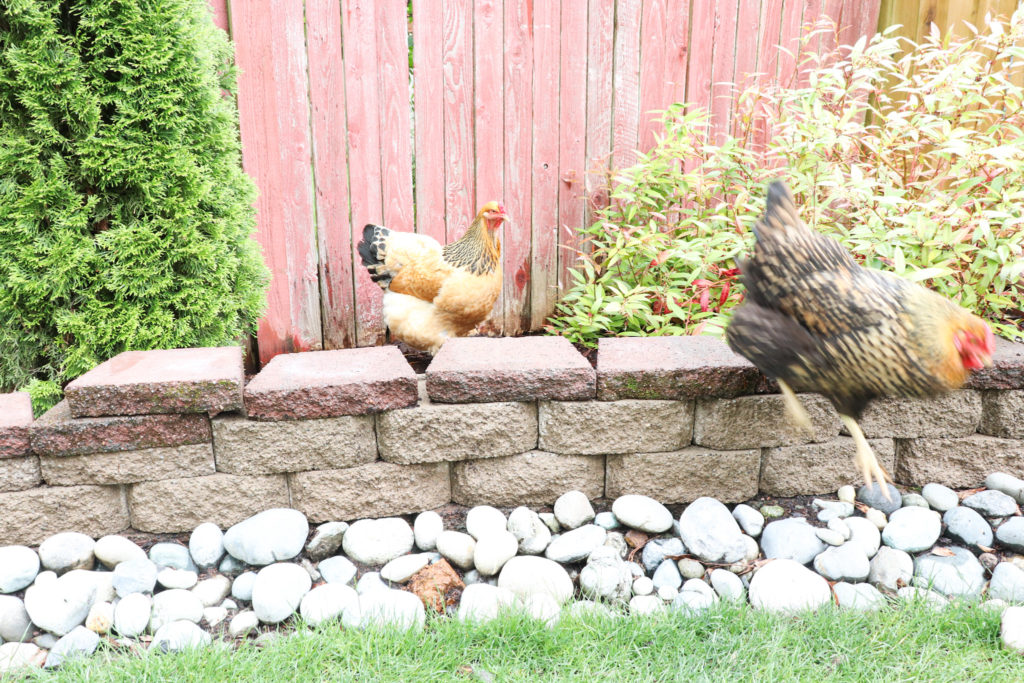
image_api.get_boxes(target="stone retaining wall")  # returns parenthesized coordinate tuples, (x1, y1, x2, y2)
(2, 336, 1023, 546)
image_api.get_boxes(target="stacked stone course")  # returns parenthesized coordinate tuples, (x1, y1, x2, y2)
(1, 335, 1022, 545)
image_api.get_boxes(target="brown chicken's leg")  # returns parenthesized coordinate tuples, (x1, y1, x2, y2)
(777, 380, 813, 434)
(840, 415, 892, 500)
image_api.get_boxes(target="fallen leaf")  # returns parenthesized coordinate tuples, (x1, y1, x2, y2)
(931, 547, 956, 557)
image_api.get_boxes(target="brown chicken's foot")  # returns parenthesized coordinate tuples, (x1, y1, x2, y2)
(841, 415, 892, 501)
(777, 380, 813, 435)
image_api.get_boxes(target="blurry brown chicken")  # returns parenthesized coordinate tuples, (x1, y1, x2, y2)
(726, 182, 995, 493)
(358, 201, 507, 354)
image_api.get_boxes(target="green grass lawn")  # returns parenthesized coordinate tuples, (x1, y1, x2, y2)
(27, 600, 1024, 682)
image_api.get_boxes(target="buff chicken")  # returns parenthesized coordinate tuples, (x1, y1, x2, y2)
(357, 201, 507, 354)
(726, 182, 995, 494)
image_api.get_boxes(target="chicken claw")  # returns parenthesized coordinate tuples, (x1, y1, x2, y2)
(841, 415, 892, 501)
(778, 380, 813, 436)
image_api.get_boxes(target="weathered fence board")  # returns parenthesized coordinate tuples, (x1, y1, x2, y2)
(222, 0, 890, 363)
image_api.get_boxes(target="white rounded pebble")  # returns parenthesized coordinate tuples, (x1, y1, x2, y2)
(436, 531, 477, 570)
(192, 575, 232, 607)
(868, 546, 913, 591)
(507, 507, 552, 555)
(38, 532, 95, 575)
(224, 508, 309, 566)
(844, 517, 881, 558)
(251, 563, 312, 624)
(539, 513, 560, 534)
(45, 625, 99, 668)
(342, 518, 415, 566)
(113, 593, 152, 638)
(23, 571, 93, 636)
(881, 507, 941, 553)
(657, 585, 679, 601)
(305, 522, 349, 562)
(833, 582, 885, 611)
(837, 485, 856, 504)
(523, 593, 561, 626)
(356, 572, 389, 595)
(299, 584, 358, 627)
(231, 571, 258, 602)
(112, 559, 158, 598)
(229, 610, 260, 637)
(678, 497, 747, 563)
(0, 595, 32, 642)
(594, 511, 621, 530)
(921, 483, 959, 512)
(355, 589, 426, 631)
(458, 584, 517, 623)
(749, 559, 831, 613)
(632, 576, 654, 596)
(611, 495, 673, 533)
(827, 517, 852, 541)
(731, 504, 765, 538)
(150, 589, 204, 632)
(203, 606, 228, 628)
(189, 523, 225, 568)
(865, 508, 888, 529)
(85, 600, 114, 634)
(0, 642, 44, 673)
(94, 536, 146, 569)
(151, 620, 211, 653)
(465, 506, 509, 540)
(474, 531, 519, 576)
(381, 554, 432, 583)
(630, 595, 666, 616)
(553, 491, 596, 530)
(544, 525, 607, 564)
(1004, 606, 1024, 653)
(498, 556, 573, 604)
(709, 568, 745, 601)
(413, 511, 444, 551)
(157, 568, 198, 590)
(0, 546, 40, 594)
(318, 556, 358, 585)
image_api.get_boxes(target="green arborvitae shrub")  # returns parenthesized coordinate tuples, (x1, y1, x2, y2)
(0, 0, 268, 412)
(549, 12, 1024, 347)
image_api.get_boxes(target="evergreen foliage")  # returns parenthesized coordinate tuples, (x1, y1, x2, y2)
(0, 0, 268, 412)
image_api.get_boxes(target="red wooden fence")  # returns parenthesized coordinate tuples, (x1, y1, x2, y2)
(210, 0, 881, 365)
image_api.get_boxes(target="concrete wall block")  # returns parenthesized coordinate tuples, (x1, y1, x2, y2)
(981, 391, 1024, 439)
(538, 400, 693, 455)
(896, 435, 1024, 488)
(377, 401, 537, 464)
(853, 391, 981, 439)
(289, 461, 451, 522)
(128, 473, 288, 533)
(213, 413, 377, 474)
(0, 456, 41, 492)
(0, 485, 129, 546)
(450, 451, 604, 506)
(605, 447, 760, 503)
(40, 443, 215, 486)
(760, 438, 896, 497)
(0, 392, 33, 457)
(693, 394, 840, 449)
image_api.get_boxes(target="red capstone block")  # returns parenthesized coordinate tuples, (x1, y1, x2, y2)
(0, 392, 33, 457)
(425, 336, 596, 403)
(65, 347, 244, 417)
(244, 346, 418, 420)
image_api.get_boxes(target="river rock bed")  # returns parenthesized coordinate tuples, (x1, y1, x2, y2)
(5, 472, 1024, 673)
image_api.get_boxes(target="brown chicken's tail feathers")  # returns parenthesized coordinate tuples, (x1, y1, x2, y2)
(756, 181, 806, 238)
(358, 224, 392, 289)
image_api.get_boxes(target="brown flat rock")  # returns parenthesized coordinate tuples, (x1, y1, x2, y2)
(966, 339, 1024, 390)
(65, 347, 244, 417)
(30, 400, 211, 456)
(0, 392, 33, 457)
(426, 337, 595, 403)
(243, 347, 417, 420)
(597, 336, 766, 400)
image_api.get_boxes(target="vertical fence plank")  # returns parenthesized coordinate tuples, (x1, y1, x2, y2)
(378, 2, 415, 233)
(638, 0, 690, 152)
(838, 0, 879, 50)
(230, 0, 322, 364)
(341, 0, 385, 347)
(473, 0, 504, 334)
(502, 0, 533, 335)
(686, 0, 716, 140)
(612, 0, 642, 170)
(443, 0, 475, 243)
(710, 0, 741, 142)
(307, 0, 356, 350)
(777, 0, 807, 88)
(557, 1, 589, 298)
(586, 0, 615, 224)
(412, 0, 447, 243)
(531, 2, 561, 328)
